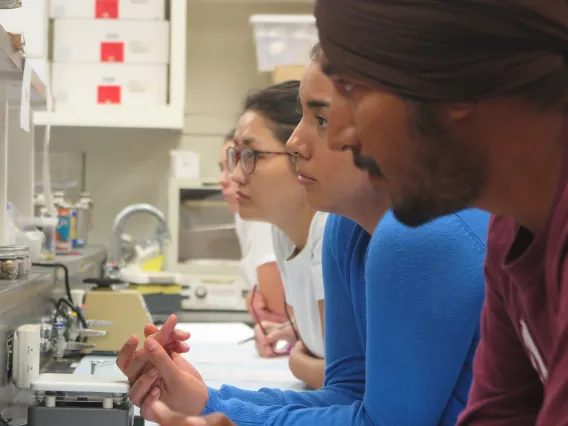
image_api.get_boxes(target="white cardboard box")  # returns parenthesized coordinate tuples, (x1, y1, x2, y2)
(50, 0, 165, 20)
(52, 63, 168, 106)
(0, 0, 49, 58)
(53, 19, 170, 64)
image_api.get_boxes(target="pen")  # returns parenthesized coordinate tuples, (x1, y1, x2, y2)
(238, 321, 293, 345)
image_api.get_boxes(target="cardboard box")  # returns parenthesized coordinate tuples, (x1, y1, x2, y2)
(52, 63, 168, 106)
(8, 33, 22, 50)
(53, 19, 169, 64)
(272, 65, 305, 83)
(0, 0, 49, 58)
(50, 0, 165, 20)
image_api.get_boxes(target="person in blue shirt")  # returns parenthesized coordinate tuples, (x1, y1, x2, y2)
(116, 44, 490, 426)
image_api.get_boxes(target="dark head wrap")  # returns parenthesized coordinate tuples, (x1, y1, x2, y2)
(315, 0, 568, 102)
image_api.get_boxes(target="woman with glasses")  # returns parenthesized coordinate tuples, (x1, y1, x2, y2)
(218, 129, 287, 325)
(227, 81, 327, 389)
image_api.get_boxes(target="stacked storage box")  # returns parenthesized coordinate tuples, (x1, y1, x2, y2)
(50, 0, 169, 107)
(0, 0, 50, 84)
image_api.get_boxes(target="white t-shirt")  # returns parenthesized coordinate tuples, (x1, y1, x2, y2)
(234, 214, 278, 288)
(272, 211, 328, 359)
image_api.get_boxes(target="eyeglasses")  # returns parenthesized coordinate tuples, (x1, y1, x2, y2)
(227, 146, 293, 176)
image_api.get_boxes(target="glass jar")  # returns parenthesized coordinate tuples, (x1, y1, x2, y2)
(0, 247, 19, 280)
(14, 246, 30, 278)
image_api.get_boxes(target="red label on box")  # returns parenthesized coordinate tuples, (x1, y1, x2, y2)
(97, 86, 122, 104)
(96, 0, 119, 19)
(100, 42, 124, 62)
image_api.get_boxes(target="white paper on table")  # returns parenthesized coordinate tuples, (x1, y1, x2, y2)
(175, 322, 254, 344)
(185, 341, 287, 366)
(197, 363, 297, 383)
(75, 350, 301, 389)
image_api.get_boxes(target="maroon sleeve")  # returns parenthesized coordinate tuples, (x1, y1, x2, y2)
(534, 250, 568, 425)
(458, 267, 543, 425)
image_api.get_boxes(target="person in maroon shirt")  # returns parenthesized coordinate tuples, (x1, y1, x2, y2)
(314, 0, 568, 424)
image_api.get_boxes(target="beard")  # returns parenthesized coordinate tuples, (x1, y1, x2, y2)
(390, 188, 480, 227)
(389, 103, 484, 227)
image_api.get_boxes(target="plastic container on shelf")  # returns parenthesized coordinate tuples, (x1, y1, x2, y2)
(249, 14, 318, 72)
(16, 217, 57, 260)
(21, 228, 43, 263)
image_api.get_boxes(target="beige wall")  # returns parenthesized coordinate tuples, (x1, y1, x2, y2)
(40, 1, 313, 245)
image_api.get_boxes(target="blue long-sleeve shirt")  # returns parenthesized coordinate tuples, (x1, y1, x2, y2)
(203, 210, 489, 425)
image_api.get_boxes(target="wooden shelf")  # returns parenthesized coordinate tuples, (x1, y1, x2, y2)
(33, 105, 184, 130)
(0, 26, 47, 108)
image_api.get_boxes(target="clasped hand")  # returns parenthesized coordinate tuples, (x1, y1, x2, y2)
(116, 315, 217, 423)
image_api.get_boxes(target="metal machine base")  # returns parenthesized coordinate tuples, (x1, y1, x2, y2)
(28, 400, 134, 426)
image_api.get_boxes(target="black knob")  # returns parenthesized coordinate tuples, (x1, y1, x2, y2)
(133, 415, 145, 426)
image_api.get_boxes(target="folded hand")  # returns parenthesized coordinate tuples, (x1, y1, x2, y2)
(116, 314, 190, 384)
(130, 339, 208, 420)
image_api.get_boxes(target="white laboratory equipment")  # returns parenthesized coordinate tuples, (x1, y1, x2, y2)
(167, 179, 247, 312)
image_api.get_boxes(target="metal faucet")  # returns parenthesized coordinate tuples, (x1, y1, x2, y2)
(107, 203, 170, 277)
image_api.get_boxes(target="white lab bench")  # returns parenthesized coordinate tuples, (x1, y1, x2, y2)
(74, 322, 305, 425)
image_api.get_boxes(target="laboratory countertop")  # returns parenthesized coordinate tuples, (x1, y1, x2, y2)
(1, 243, 251, 324)
(42, 245, 108, 277)
(4, 249, 274, 425)
(0, 245, 107, 317)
